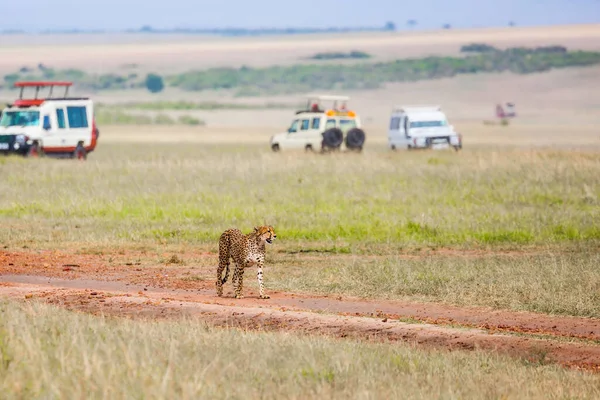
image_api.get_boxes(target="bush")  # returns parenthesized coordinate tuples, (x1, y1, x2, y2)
(154, 114, 175, 125)
(178, 115, 205, 126)
(534, 45, 567, 54)
(145, 73, 164, 93)
(309, 51, 372, 60)
(460, 43, 498, 53)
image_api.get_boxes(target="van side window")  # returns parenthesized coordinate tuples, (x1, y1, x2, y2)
(325, 119, 336, 129)
(56, 109, 66, 129)
(390, 117, 400, 130)
(43, 115, 51, 130)
(311, 117, 320, 130)
(289, 119, 299, 133)
(67, 106, 88, 128)
(300, 119, 310, 130)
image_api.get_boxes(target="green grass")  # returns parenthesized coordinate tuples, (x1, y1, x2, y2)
(94, 101, 290, 126)
(0, 143, 598, 316)
(0, 144, 598, 248)
(267, 250, 600, 317)
(1, 301, 599, 399)
(106, 100, 295, 111)
(94, 108, 205, 126)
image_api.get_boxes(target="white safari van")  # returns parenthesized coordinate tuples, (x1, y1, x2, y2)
(0, 81, 99, 159)
(388, 106, 461, 151)
(270, 95, 366, 152)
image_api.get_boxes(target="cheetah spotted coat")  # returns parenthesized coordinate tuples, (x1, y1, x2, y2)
(216, 225, 276, 299)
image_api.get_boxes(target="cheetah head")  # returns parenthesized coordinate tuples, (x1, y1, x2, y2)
(254, 225, 276, 244)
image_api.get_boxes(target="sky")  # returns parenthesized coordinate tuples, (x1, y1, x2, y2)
(3, 0, 600, 31)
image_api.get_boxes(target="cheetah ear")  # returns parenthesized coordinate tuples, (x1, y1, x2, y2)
(253, 226, 259, 232)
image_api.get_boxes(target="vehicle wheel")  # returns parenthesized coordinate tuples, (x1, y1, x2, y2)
(345, 128, 366, 151)
(271, 143, 280, 152)
(321, 128, 344, 150)
(453, 145, 461, 152)
(305, 145, 314, 152)
(74, 143, 87, 160)
(25, 141, 42, 158)
(391, 145, 396, 151)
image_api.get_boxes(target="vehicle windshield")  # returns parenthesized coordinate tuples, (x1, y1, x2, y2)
(410, 120, 447, 128)
(339, 119, 357, 132)
(0, 110, 41, 127)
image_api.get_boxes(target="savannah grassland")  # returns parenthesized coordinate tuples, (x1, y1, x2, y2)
(1, 25, 600, 398)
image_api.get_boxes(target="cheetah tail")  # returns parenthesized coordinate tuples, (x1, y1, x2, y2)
(221, 265, 230, 284)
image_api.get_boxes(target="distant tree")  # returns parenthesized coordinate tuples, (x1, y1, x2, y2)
(384, 21, 396, 31)
(407, 19, 417, 29)
(145, 73, 164, 93)
(508, 21, 516, 27)
(443, 23, 452, 30)
(460, 43, 498, 53)
(140, 25, 154, 33)
(3, 73, 19, 87)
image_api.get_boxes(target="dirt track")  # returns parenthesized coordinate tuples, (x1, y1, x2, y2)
(1, 250, 599, 372)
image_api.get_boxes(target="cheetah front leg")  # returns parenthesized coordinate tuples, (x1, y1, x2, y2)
(233, 264, 245, 299)
(257, 261, 270, 299)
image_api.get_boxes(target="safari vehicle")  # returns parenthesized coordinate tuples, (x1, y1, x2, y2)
(270, 95, 366, 152)
(388, 106, 462, 151)
(0, 81, 99, 159)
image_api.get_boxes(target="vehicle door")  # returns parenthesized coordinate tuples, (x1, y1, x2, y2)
(296, 117, 312, 146)
(65, 104, 91, 148)
(307, 116, 323, 147)
(38, 106, 63, 149)
(388, 115, 400, 145)
(283, 119, 302, 149)
(402, 116, 411, 148)
(324, 118, 337, 131)
(338, 118, 356, 134)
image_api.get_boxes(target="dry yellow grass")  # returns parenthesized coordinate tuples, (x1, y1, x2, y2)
(2, 300, 600, 399)
(97, 120, 600, 150)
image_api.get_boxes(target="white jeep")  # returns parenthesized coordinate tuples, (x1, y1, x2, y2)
(270, 95, 366, 152)
(0, 81, 99, 159)
(388, 106, 461, 151)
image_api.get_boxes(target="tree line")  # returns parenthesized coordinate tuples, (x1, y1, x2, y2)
(2, 45, 599, 95)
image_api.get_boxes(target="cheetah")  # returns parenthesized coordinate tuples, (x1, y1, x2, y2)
(216, 225, 276, 299)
